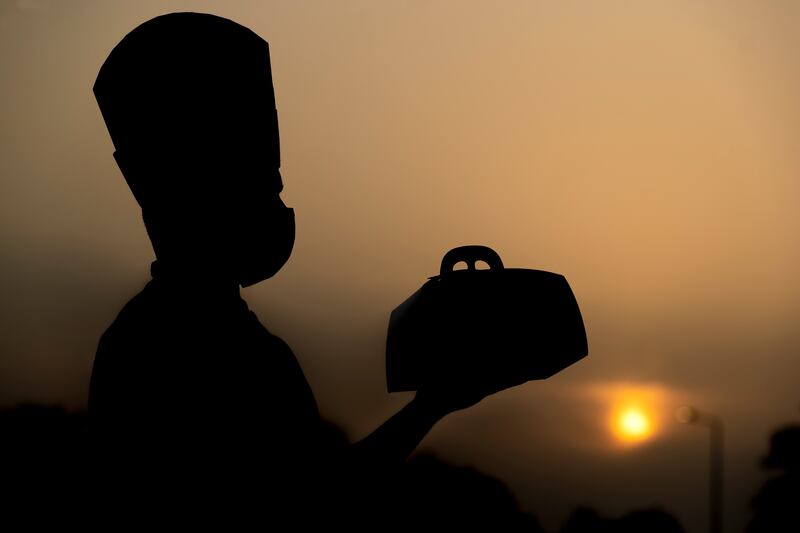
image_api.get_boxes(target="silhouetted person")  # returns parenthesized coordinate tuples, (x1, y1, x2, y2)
(89, 12, 496, 525)
(746, 424, 800, 533)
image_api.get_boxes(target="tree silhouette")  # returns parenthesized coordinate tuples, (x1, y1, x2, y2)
(559, 505, 685, 533)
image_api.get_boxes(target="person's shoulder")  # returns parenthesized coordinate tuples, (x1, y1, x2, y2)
(235, 306, 320, 413)
(241, 308, 295, 355)
(89, 283, 156, 414)
(98, 281, 162, 343)
(240, 308, 313, 378)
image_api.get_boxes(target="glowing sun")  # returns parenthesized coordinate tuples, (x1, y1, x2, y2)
(613, 406, 653, 443)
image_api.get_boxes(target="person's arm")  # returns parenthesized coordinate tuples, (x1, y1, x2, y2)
(348, 380, 493, 469)
(348, 396, 441, 468)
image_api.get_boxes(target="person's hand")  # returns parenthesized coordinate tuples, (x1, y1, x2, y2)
(412, 363, 523, 419)
(413, 378, 491, 419)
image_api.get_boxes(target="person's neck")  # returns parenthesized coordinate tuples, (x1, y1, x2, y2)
(150, 258, 241, 299)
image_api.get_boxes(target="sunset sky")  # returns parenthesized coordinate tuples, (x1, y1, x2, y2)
(2, 1, 800, 531)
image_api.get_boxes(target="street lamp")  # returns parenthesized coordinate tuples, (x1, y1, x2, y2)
(676, 405, 724, 533)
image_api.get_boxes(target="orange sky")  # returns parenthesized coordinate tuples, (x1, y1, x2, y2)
(2, 1, 800, 531)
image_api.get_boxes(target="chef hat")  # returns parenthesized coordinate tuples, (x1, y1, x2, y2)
(94, 12, 280, 167)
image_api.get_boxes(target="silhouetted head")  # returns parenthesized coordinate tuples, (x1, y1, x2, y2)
(762, 425, 800, 473)
(94, 12, 293, 287)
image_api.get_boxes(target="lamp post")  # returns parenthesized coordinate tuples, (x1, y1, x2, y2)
(676, 405, 723, 533)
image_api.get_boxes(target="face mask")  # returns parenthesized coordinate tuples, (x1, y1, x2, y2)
(237, 206, 295, 287)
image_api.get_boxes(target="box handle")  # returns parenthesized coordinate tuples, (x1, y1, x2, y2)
(440, 245, 504, 275)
